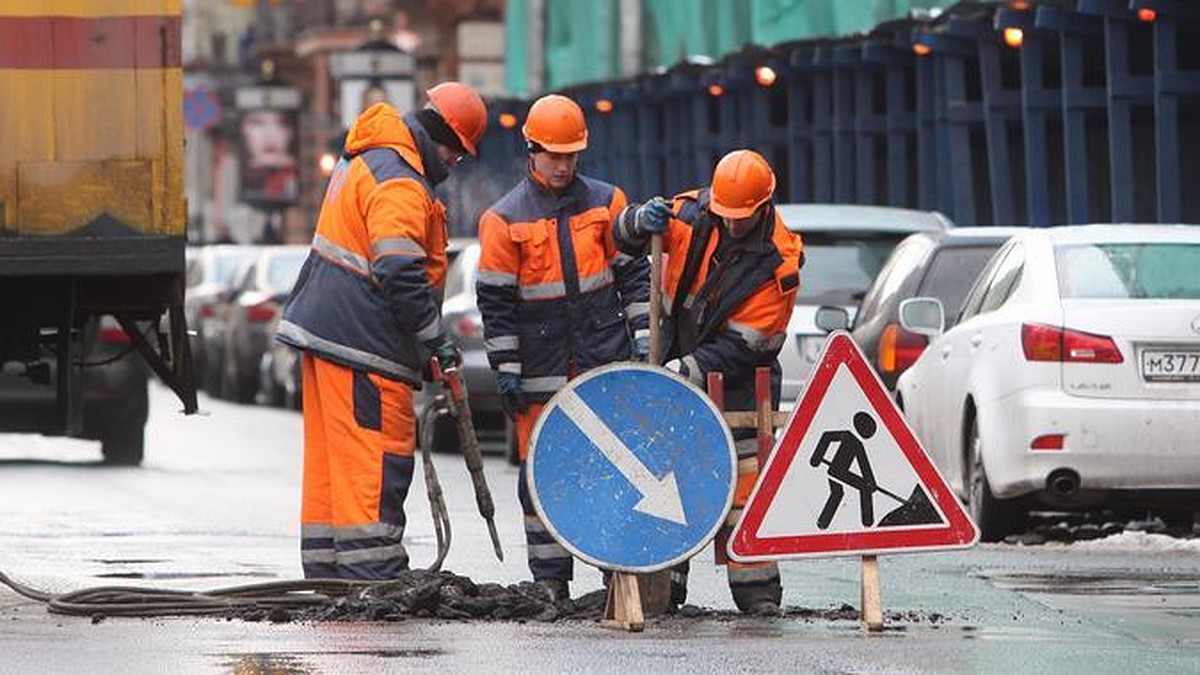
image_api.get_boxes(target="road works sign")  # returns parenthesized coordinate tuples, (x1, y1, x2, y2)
(528, 363, 736, 572)
(729, 332, 978, 561)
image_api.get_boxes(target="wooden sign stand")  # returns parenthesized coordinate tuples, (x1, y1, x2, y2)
(860, 555, 884, 632)
(602, 572, 644, 631)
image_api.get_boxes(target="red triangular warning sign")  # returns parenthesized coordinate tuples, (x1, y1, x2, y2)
(729, 332, 978, 561)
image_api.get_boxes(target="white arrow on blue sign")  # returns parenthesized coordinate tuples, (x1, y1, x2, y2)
(527, 363, 736, 573)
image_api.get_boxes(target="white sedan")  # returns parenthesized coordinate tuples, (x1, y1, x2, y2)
(895, 225, 1200, 541)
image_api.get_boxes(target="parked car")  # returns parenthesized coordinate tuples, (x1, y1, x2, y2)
(415, 240, 508, 460)
(217, 245, 308, 403)
(844, 227, 1026, 390)
(896, 225, 1200, 541)
(185, 244, 261, 394)
(0, 316, 149, 465)
(776, 204, 953, 407)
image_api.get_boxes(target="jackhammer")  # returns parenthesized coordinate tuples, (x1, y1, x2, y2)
(429, 357, 505, 561)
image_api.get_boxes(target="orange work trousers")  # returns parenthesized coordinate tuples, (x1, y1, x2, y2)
(300, 353, 416, 579)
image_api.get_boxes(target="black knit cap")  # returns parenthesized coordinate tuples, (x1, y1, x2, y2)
(414, 108, 468, 155)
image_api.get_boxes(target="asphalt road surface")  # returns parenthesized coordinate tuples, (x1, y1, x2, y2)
(0, 385, 1197, 674)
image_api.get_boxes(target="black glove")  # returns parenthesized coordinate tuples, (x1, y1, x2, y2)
(497, 371, 529, 421)
(425, 335, 461, 371)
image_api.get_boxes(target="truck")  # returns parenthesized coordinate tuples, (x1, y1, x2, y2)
(0, 0, 197, 465)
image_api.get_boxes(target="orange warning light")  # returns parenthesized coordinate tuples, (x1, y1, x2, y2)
(595, 99, 614, 113)
(708, 83, 725, 97)
(1138, 8, 1157, 23)
(754, 66, 777, 87)
(1003, 27, 1024, 49)
(912, 42, 932, 57)
(499, 113, 518, 129)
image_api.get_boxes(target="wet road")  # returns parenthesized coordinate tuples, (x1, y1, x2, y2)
(0, 385, 1197, 673)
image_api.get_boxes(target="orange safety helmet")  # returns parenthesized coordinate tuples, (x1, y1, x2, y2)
(522, 94, 588, 153)
(709, 149, 776, 219)
(426, 82, 488, 157)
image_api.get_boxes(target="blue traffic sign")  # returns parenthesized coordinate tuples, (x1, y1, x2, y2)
(527, 363, 736, 573)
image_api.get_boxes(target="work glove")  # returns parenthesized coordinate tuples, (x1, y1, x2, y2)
(496, 371, 529, 421)
(424, 335, 462, 372)
(663, 356, 700, 383)
(632, 335, 651, 362)
(633, 197, 671, 235)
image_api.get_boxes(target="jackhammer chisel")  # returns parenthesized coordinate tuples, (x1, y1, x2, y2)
(430, 357, 505, 561)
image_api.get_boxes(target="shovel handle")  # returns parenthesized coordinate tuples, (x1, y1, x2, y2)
(648, 233, 663, 366)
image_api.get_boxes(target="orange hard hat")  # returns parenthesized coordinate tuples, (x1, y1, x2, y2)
(709, 149, 776, 219)
(522, 94, 588, 153)
(426, 81, 488, 157)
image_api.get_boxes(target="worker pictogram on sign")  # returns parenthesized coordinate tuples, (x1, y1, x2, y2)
(729, 332, 978, 561)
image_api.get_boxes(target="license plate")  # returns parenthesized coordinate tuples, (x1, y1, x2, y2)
(1140, 350, 1200, 382)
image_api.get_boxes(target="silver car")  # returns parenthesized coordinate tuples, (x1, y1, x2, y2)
(776, 204, 953, 408)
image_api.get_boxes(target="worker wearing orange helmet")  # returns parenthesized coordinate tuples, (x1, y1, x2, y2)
(277, 82, 488, 579)
(476, 94, 650, 601)
(614, 149, 803, 614)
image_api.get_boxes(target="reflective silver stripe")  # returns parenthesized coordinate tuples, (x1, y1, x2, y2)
(339, 544, 409, 566)
(415, 319, 442, 342)
(371, 236, 426, 258)
(579, 268, 614, 293)
(331, 522, 405, 541)
(313, 234, 370, 275)
(520, 280, 567, 300)
(485, 336, 519, 352)
(612, 251, 638, 267)
(728, 563, 780, 581)
(499, 362, 522, 375)
(529, 543, 570, 559)
(617, 205, 644, 244)
(737, 457, 759, 475)
(682, 293, 696, 309)
(728, 321, 786, 352)
(301, 549, 336, 564)
(277, 320, 422, 382)
(681, 354, 703, 384)
(735, 438, 758, 458)
(725, 507, 743, 526)
(301, 524, 334, 538)
(478, 269, 518, 287)
(662, 293, 674, 316)
(522, 375, 568, 392)
(524, 516, 548, 533)
(625, 302, 649, 320)
(669, 570, 687, 584)
(633, 328, 650, 340)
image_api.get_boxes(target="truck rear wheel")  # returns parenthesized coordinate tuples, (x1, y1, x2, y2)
(101, 426, 145, 466)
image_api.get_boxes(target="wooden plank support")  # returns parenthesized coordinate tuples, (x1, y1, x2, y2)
(860, 555, 884, 633)
(602, 572, 645, 632)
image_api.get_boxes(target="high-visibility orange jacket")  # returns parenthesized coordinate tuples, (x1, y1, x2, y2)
(278, 103, 450, 385)
(615, 188, 803, 411)
(476, 170, 650, 402)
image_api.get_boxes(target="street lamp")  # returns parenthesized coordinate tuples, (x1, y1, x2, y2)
(328, 19, 416, 130)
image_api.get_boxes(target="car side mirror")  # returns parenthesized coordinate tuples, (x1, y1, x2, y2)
(899, 297, 945, 336)
(814, 305, 850, 333)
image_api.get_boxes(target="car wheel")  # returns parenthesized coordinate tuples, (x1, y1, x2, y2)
(101, 425, 145, 466)
(966, 416, 1024, 542)
(505, 418, 520, 466)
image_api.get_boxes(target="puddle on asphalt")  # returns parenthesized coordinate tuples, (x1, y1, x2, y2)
(979, 571, 1200, 595)
(221, 649, 444, 674)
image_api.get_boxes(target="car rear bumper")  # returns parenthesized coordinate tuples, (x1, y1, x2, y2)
(983, 387, 1200, 499)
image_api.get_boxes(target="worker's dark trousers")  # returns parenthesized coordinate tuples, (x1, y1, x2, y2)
(516, 403, 573, 582)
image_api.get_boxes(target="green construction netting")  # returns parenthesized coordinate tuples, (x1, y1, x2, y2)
(505, 0, 960, 94)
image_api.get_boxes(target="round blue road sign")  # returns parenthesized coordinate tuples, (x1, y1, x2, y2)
(527, 363, 736, 573)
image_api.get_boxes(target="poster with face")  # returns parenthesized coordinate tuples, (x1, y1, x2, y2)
(239, 108, 299, 206)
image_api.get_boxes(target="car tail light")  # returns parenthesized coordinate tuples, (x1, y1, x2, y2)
(1030, 434, 1065, 451)
(1021, 323, 1123, 363)
(97, 317, 132, 345)
(199, 303, 215, 319)
(879, 323, 927, 373)
(452, 314, 484, 340)
(245, 302, 277, 323)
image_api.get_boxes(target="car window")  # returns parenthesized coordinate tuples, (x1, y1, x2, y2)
(916, 245, 1003, 325)
(266, 252, 306, 293)
(857, 237, 927, 320)
(978, 243, 1024, 314)
(959, 243, 1011, 322)
(1055, 242, 1200, 299)
(797, 233, 908, 304)
(215, 249, 259, 286)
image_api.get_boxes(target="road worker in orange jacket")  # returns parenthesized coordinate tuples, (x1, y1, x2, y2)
(476, 94, 651, 601)
(614, 149, 803, 614)
(276, 82, 488, 579)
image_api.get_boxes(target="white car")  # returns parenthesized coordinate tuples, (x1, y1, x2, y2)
(896, 225, 1200, 541)
(776, 204, 953, 408)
